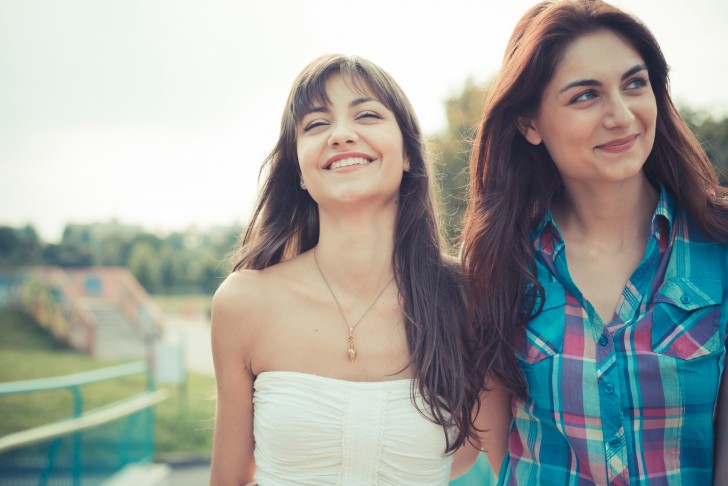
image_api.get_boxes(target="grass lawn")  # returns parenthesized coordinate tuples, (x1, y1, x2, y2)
(0, 307, 215, 460)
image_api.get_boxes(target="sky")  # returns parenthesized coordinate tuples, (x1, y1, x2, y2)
(1, 0, 726, 242)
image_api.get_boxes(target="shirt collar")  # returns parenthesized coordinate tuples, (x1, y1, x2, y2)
(651, 185, 674, 240)
(532, 185, 675, 250)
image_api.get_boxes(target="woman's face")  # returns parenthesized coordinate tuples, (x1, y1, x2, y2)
(520, 29, 657, 192)
(296, 74, 409, 209)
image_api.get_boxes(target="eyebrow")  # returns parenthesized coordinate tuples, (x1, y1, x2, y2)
(303, 96, 380, 116)
(558, 64, 648, 93)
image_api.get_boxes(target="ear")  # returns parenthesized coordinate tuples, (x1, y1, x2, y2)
(516, 116, 543, 146)
(403, 154, 410, 173)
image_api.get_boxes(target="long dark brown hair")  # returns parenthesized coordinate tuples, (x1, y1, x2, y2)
(461, 0, 728, 397)
(231, 54, 478, 452)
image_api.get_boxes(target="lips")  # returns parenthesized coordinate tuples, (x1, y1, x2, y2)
(325, 152, 374, 170)
(596, 134, 638, 153)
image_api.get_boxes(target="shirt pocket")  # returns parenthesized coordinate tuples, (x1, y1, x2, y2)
(651, 277, 723, 360)
(515, 282, 566, 365)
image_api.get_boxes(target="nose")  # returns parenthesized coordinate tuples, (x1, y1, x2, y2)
(328, 121, 358, 147)
(603, 94, 635, 129)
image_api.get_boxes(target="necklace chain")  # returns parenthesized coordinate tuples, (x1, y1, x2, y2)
(313, 247, 393, 362)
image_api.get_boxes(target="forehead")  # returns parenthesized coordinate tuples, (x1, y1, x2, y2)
(323, 74, 378, 102)
(298, 73, 377, 112)
(553, 29, 645, 82)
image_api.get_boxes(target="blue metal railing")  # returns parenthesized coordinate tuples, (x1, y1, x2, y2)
(0, 361, 167, 485)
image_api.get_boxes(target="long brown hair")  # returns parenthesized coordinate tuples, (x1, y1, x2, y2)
(232, 54, 478, 451)
(461, 0, 728, 397)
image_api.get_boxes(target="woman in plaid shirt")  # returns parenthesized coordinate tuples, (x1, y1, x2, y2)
(462, 0, 728, 484)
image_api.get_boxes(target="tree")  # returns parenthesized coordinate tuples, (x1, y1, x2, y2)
(0, 227, 18, 257)
(127, 241, 162, 293)
(42, 243, 94, 267)
(681, 108, 728, 184)
(0, 225, 44, 268)
(431, 79, 489, 243)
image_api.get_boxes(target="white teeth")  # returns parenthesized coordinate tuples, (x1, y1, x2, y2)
(329, 157, 370, 170)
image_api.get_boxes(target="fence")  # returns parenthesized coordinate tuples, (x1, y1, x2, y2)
(0, 361, 167, 485)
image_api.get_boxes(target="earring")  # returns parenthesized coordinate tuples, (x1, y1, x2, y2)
(300, 179, 307, 190)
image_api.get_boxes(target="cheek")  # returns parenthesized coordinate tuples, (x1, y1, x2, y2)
(644, 105, 658, 133)
(539, 123, 578, 157)
(535, 108, 583, 147)
(543, 112, 598, 159)
(637, 91, 657, 125)
(635, 99, 658, 148)
(296, 140, 316, 168)
(539, 126, 589, 175)
(391, 135, 407, 165)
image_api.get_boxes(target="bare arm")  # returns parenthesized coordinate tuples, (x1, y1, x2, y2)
(473, 377, 512, 477)
(715, 364, 728, 485)
(451, 377, 512, 479)
(209, 274, 259, 486)
(450, 434, 481, 479)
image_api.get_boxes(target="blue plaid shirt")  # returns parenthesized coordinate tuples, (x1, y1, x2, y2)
(500, 188, 728, 485)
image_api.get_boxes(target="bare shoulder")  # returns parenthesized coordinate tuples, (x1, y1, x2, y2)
(214, 269, 262, 311)
(211, 263, 300, 341)
(212, 255, 312, 372)
(210, 269, 273, 359)
(213, 269, 268, 314)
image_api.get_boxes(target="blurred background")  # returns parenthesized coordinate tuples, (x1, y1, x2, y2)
(1, 0, 726, 484)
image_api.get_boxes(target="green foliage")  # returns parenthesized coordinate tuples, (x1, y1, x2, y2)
(0, 223, 241, 296)
(128, 241, 163, 293)
(680, 107, 728, 184)
(42, 242, 95, 267)
(0, 308, 216, 458)
(431, 79, 489, 243)
(0, 225, 43, 268)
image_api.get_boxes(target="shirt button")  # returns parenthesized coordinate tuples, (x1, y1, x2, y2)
(680, 295, 691, 305)
(609, 438, 620, 448)
(604, 383, 614, 394)
(598, 335, 608, 346)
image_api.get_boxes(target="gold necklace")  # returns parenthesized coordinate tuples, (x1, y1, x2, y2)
(313, 247, 393, 362)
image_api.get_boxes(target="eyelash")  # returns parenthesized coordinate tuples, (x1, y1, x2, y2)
(302, 120, 327, 132)
(302, 110, 382, 132)
(570, 90, 597, 104)
(356, 110, 382, 120)
(625, 76, 649, 90)
(569, 76, 650, 104)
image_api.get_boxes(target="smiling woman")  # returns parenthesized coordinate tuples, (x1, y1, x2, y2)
(461, 1, 728, 485)
(519, 30, 658, 193)
(208, 54, 504, 485)
(296, 74, 409, 209)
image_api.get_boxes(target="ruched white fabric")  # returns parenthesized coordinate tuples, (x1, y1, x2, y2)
(252, 371, 453, 486)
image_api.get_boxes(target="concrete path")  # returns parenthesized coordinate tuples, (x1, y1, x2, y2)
(168, 463, 211, 485)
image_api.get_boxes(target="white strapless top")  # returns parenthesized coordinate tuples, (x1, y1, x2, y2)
(252, 371, 453, 486)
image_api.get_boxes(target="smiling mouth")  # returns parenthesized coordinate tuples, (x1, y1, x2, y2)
(327, 157, 373, 170)
(596, 134, 638, 152)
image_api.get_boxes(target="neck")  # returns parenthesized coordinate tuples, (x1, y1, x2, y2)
(313, 204, 397, 294)
(553, 173, 659, 246)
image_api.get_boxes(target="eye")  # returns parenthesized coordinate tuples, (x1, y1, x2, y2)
(356, 110, 383, 121)
(302, 119, 329, 133)
(625, 76, 649, 90)
(570, 90, 598, 104)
